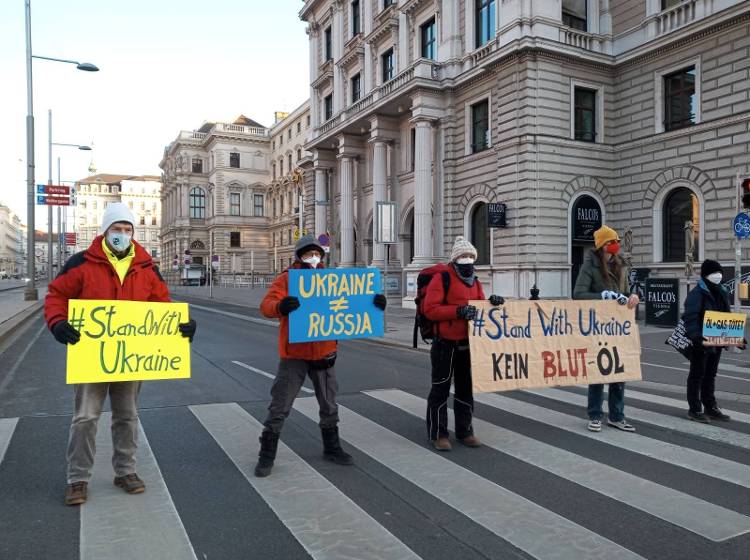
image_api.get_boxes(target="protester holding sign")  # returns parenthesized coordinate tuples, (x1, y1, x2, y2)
(682, 259, 742, 423)
(44, 203, 196, 506)
(573, 225, 639, 433)
(255, 235, 386, 477)
(423, 236, 504, 451)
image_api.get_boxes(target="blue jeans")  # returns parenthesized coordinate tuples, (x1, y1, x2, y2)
(587, 382, 625, 422)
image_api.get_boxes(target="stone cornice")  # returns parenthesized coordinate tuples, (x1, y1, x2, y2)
(365, 12, 399, 48)
(338, 34, 364, 70)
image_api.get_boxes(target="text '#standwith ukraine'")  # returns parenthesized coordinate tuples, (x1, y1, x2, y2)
(288, 268, 383, 342)
(66, 300, 191, 384)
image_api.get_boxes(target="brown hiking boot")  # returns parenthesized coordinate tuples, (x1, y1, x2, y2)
(458, 435, 481, 448)
(433, 437, 452, 451)
(65, 481, 88, 506)
(114, 473, 146, 494)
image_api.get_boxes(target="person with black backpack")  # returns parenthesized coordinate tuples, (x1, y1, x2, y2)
(422, 236, 504, 451)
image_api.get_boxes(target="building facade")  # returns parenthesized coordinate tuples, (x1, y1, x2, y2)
(298, 0, 750, 305)
(0, 204, 24, 277)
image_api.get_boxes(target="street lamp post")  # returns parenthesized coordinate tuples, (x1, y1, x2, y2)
(24, 0, 98, 299)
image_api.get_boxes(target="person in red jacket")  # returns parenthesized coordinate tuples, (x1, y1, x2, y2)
(423, 236, 504, 451)
(44, 203, 196, 506)
(254, 235, 386, 477)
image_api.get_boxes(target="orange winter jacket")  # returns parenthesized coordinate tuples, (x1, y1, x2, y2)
(260, 262, 338, 360)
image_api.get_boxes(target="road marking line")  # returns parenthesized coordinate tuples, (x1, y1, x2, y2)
(0, 417, 19, 466)
(642, 361, 750, 382)
(624, 388, 750, 424)
(232, 360, 314, 394)
(0, 322, 45, 397)
(190, 402, 420, 560)
(524, 388, 750, 450)
(294, 398, 645, 560)
(366, 389, 750, 542)
(81, 414, 197, 560)
(182, 302, 277, 327)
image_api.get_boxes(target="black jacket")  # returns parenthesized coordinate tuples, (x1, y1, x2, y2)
(682, 278, 731, 345)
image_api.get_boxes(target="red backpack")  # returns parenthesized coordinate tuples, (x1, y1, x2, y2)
(413, 264, 451, 348)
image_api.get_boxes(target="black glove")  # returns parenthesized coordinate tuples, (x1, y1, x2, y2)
(488, 294, 505, 306)
(278, 296, 301, 316)
(178, 319, 197, 342)
(456, 305, 477, 321)
(51, 320, 81, 345)
(373, 294, 387, 310)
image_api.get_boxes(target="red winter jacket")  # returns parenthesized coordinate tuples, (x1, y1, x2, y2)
(45, 236, 170, 330)
(423, 264, 485, 341)
(260, 262, 337, 361)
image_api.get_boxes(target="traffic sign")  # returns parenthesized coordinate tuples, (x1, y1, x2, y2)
(64, 233, 77, 245)
(733, 213, 750, 239)
(317, 233, 330, 246)
(36, 195, 71, 206)
(36, 184, 70, 195)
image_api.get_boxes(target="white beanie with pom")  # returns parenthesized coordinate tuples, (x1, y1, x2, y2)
(450, 236, 477, 262)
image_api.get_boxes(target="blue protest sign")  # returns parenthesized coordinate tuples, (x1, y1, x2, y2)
(288, 268, 384, 342)
(733, 213, 750, 239)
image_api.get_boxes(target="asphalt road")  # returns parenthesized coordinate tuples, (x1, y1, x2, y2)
(1, 296, 749, 560)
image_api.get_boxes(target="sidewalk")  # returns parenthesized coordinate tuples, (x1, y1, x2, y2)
(0, 284, 47, 346)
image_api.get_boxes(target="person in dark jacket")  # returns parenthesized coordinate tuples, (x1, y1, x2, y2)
(45, 203, 196, 506)
(682, 259, 741, 423)
(254, 235, 387, 476)
(423, 236, 504, 451)
(573, 225, 639, 433)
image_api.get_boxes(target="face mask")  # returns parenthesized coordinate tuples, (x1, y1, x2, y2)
(706, 272, 722, 285)
(302, 255, 321, 268)
(456, 257, 475, 265)
(455, 262, 474, 277)
(605, 242, 620, 255)
(107, 232, 132, 252)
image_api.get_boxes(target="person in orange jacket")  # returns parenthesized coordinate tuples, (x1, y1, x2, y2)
(255, 235, 386, 477)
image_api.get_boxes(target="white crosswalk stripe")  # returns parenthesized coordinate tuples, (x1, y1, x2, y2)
(365, 389, 750, 542)
(294, 397, 647, 560)
(190, 402, 420, 560)
(0, 417, 18, 465)
(621, 387, 750, 424)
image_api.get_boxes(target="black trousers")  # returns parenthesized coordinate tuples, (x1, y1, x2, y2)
(426, 339, 474, 440)
(687, 347, 722, 413)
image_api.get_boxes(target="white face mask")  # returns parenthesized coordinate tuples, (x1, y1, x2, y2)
(706, 272, 723, 285)
(106, 231, 132, 253)
(456, 257, 475, 265)
(302, 255, 321, 268)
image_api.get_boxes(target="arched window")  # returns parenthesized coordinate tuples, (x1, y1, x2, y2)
(189, 187, 206, 219)
(297, 149, 302, 161)
(663, 187, 699, 262)
(470, 202, 490, 265)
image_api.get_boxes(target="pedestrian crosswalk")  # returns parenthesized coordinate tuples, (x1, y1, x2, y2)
(1, 386, 749, 560)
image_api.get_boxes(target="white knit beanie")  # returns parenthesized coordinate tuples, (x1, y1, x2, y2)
(450, 236, 477, 261)
(100, 202, 136, 234)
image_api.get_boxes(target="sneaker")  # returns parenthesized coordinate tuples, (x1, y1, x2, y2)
(433, 437, 452, 451)
(607, 419, 636, 432)
(687, 411, 710, 423)
(114, 473, 146, 494)
(458, 435, 481, 448)
(705, 407, 731, 421)
(64, 481, 88, 506)
(587, 419, 602, 432)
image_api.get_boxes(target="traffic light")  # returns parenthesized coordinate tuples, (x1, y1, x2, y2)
(743, 178, 750, 210)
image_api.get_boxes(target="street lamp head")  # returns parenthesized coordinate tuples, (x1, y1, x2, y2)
(76, 62, 99, 72)
(78, 146, 92, 151)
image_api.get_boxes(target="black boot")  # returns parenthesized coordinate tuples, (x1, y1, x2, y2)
(321, 426, 353, 465)
(254, 431, 280, 477)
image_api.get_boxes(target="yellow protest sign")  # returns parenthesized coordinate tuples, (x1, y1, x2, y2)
(469, 300, 642, 393)
(66, 300, 191, 384)
(702, 311, 746, 346)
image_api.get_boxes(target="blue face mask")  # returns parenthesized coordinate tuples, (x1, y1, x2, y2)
(107, 232, 132, 252)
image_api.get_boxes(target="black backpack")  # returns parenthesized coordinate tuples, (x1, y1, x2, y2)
(413, 264, 451, 348)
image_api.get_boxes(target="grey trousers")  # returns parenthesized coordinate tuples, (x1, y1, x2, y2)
(67, 382, 141, 484)
(263, 359, 339, 435)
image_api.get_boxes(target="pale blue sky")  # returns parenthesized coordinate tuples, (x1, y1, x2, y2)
(0, 0, 309, 225)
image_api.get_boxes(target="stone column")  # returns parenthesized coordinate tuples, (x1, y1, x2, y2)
(314, 167, 328, 237)
(338, 156, 355, 266)
(370, 140, 388, 266)
(412, 119, 434, 265)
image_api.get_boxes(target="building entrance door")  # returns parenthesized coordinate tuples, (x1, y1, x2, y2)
(570, 195, 602, 293)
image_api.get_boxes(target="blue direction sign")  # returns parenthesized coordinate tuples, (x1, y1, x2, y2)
(733, 212, 750, 239)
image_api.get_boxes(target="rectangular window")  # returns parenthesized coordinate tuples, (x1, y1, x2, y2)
(324, 94, 334, 121)
(297, 122, 301, 134)
(562, 0, 587, 31)
(288, 154, 293, 172)
(152, 216, 157, 226)
(351, 73, 361, 103)
(272, 163, 276, 180)
(230, 192, 241, 216)
(664, 66, 696, 132)
(273, 198, 277, 217)
(661, 0, 683, 9)
(230, 232, 240, 248)
(410, 127, 416, 172)
(471, 99, 490, 153)
(229, 152, 240, 168)
(151, 248, 159, 258)
(382, 49, 394, 83)
(191, 158, 202, 173)
(475, 0, 496, 48)
(325, 26, 333, 61)
(306, 115, 311, 127)
(421, 18, 436, 60)
(254, 194, 264, 216)
(574, 87, 596, 142)
(352, 0, 360, 36)
(288, 129, 292, 140)
(384, 0, 393, 7)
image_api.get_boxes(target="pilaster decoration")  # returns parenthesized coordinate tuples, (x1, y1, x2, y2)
(642, 166, 718, 209)
(411, 116, 437, 265)
(457, 183, 498, 216)
(561, 176, 611, 208)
